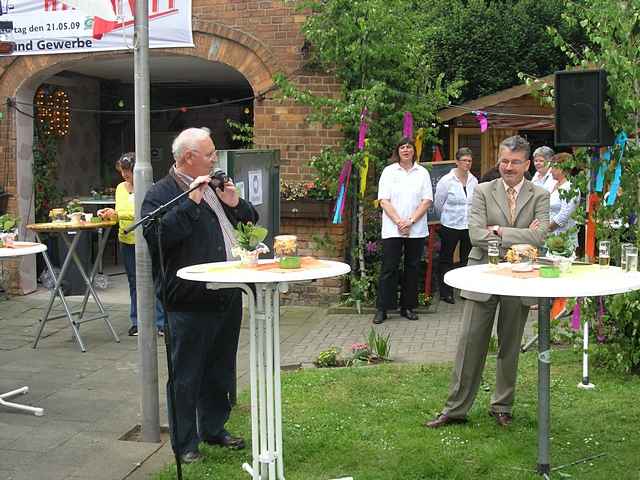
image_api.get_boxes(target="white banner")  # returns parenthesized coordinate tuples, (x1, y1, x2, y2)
(0, 0, 194, 56)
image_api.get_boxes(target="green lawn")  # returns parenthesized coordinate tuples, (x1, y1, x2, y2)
(154, 349, 640, 479)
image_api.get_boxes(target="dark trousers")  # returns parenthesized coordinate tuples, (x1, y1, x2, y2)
(166, 291, 242, 455)
(377, 236, 426, 311)
(120, 242, 165, 329)
(438, 226, 472, 298)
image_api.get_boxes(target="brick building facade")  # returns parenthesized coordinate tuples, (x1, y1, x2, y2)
(0, 1, 348, 302)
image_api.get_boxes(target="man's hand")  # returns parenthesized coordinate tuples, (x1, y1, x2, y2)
(529, 219, 541, 230)
(397, 218, 412, 237)
(188, 175, 212, 204)
(216, 178, 240, 207)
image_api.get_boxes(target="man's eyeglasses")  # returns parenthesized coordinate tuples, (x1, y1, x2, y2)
(194, 150, 217, 160)
(499, 159, 526, 167)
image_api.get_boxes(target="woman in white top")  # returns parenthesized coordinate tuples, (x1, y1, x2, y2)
(374, 137, 433, 324)
(549, 152, 580, 251)
(434, 147, 478, 304)
(531, 146, 557, 192)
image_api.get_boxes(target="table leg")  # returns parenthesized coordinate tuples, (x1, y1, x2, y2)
(33, 232, 87, 352)
(537, 297, 551, 476)
(0, 386, 44, 416)
(274, 283, 286, 480)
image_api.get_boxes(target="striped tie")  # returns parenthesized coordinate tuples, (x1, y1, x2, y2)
(507, 187, 517, 224)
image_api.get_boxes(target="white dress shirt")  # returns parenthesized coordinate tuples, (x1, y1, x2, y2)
(532, 170, 557, 192)
(549, 180, 579, 248)
(434, 169, 478, 230)
(378, 162, 433, 239)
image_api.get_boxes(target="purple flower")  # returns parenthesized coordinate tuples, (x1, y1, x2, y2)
(366, 241, 378, 254)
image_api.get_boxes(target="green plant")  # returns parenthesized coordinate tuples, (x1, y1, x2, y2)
(0, 213, 19, 233)
(418, 293, 433, 307)
(65, 198, 84, 214)
(367, 327, 391, 360)
(225, 119, 254, 149)
(310, 233, 337, 257)
(314, 347, 341, 368)
(233, 222, 268, 251)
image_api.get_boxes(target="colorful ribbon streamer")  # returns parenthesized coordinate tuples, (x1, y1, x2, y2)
(594, 149, 610, 193)
(415, 128, 425, 162)
(357, 107, 368, 151)
(473, 110, 488, 132)
(606, 131, 627, 206)
(360, 146, 369, 198)
(332, 159, 352, 224)
(571, 297, 581, 331)
(432, 145, 443, 162)
(402, 111, 413, 138)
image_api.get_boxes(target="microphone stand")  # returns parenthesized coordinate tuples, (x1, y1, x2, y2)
(124, 183, 202, 480)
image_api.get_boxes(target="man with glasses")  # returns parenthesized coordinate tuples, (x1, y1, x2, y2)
(426, 135, 549, 429)
(142, 127, 258, 463)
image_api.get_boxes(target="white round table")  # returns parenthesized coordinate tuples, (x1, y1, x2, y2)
(178, 259, 350, 480)
(445, 263, 640, 475)
(0, 242, 47, 417)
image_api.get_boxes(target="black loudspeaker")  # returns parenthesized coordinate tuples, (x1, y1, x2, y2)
(554, 70, 615, 147)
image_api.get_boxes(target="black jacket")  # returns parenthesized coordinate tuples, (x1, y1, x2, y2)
(142, 175, 258, 312)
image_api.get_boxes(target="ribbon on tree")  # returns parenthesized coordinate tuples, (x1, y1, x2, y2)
(594, 149, 610, 193)
(432, 145, 443, 162)
(360, 141, 369, 198)
(473, 110, 488, 133)
(332, 159, 352, 224)
(571, 298, 581, 331)
(606, 131, 627, 206)
(402, 112, 414, 138)
(415, 128, 425, 162)
(357, 107, 368, 151)
(597, 296, 606, 342)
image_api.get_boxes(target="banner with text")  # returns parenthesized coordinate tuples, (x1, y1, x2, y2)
(0, 0, 194, 56)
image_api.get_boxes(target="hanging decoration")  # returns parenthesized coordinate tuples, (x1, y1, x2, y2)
(402, 111, 413, 138)
(357, 107, 368, 151)
(571, 298, 581, 331)
(606, 131, 627, 206)
(431, 145, 443, 162)
(35, 87, 71, 137)
(359, 142, 369, 199)
(357, 108, 369, 198)
(414, 128, 425, 162)
(332, 159, 352, 224)
(473, 110, 488, 132)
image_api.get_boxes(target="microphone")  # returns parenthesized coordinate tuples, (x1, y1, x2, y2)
(209, 168, 229, 191)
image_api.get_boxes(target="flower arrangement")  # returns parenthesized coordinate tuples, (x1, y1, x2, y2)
(0, 213, 20, 233)
(232, 222, 270, 265)
(66, 198, 84, 214)
(280, 179, 333, 201)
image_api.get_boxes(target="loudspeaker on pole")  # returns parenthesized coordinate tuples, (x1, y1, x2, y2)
(554, 69, 615, 147)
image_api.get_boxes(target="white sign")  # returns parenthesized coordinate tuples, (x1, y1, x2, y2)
(235, 180, 245, 200)
(248, 170, 262, 206)
(0, 0, 194, 56)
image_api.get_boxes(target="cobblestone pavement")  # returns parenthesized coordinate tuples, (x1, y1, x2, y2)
(0, 283, 537, 480)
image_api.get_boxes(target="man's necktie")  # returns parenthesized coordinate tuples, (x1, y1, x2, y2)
(507, 187, 517, 224)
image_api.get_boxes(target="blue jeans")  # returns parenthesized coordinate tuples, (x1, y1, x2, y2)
(120, 242, 165, 329)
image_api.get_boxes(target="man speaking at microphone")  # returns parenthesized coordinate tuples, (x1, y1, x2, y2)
(142, 127, 258, 464)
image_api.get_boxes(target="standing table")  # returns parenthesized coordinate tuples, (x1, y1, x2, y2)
(27, 220, 120, 352)
(77, 197, 116, 274)
(444, 263, 640, 476)
(0, 241, 47, 416)
(178, 258, 350, 480)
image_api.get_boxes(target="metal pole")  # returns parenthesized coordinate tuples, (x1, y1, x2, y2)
(537, 297, 551, 475)
(134, 0, 160, 443)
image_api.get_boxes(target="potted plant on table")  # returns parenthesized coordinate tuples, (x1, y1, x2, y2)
(0, 213, 20, 247)
(66, 199, 84, 224)
(232, 222, 269, 266)
(545, 230, 576, 273)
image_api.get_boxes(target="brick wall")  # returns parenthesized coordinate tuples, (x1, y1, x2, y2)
(0, 1, 348, 298)
(279, 215, 350, 305)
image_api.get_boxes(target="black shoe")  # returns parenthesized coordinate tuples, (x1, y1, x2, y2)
(400, 308, 418, 320)
(204, 430, 245, 450)
(128, 325, 138, 336)
(372, 310, 387, 324)
(180, 450, 202, 464)
(441, 295, 455, 305)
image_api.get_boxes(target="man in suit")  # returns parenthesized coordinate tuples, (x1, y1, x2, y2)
(426, 135, 549, 428)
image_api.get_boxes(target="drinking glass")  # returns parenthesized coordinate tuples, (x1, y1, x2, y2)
(625, 246, 638, 273)
(599, 240, 610, 268)
(620, 243, 634, 270)
(488, 240, 500, 267)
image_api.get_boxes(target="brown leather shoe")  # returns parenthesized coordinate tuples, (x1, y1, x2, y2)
(489, 410, 513, 427)
(204, 430, 246, 450)
(424, 414, 468, 428)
